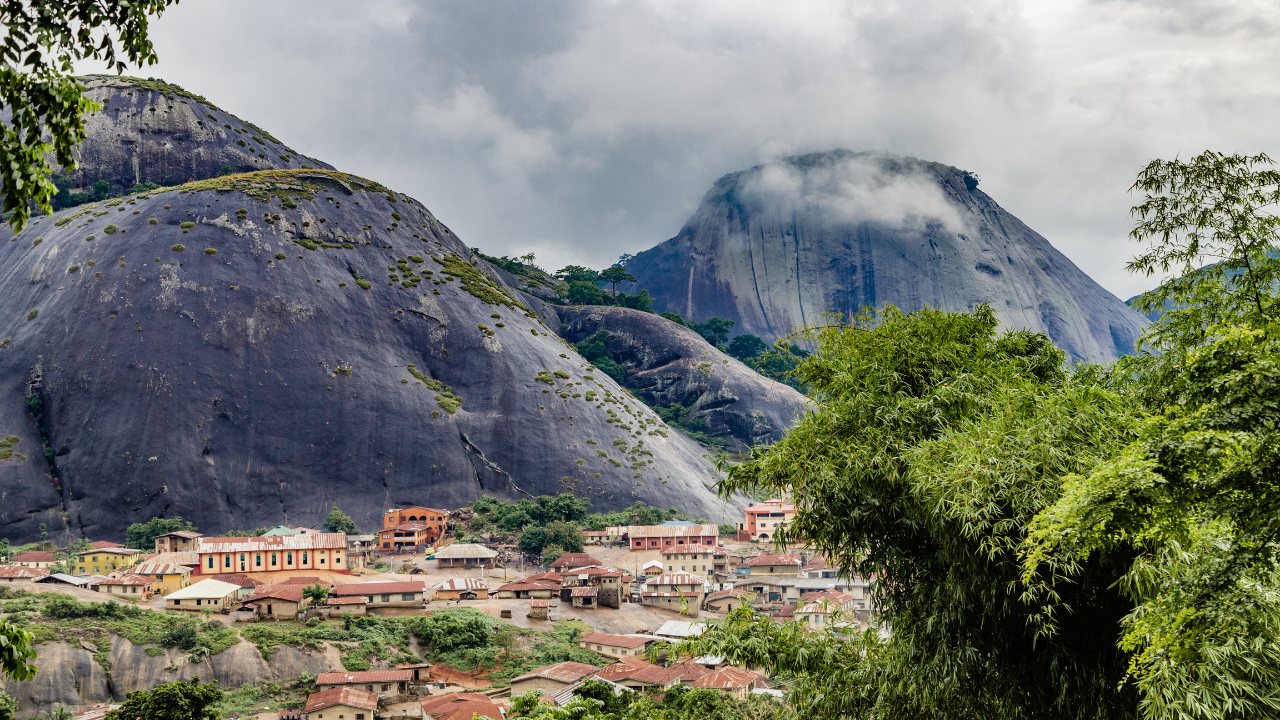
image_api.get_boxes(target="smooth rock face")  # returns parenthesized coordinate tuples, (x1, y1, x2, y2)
(624, 150, 1148, 362)
(557, 306, 809, 454)
(0, 171, 739, 542)
(57, 76, 334, 194)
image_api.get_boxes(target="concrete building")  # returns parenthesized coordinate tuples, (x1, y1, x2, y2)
(613, 524, 719, 550)
(746, 553, 802, 576)
(704, 589, 753, 613)
(0, 565, 48, 583)
(642, 561, 664, 578)
(738, 499, 796, 541)
(661, 547, 717, 576)
(243, 584, 310, 619)
(154, 531, 202, 554)
(549, 553, 602, 572)
(195, 533, 348, 575)
(96, 574, 157, 600)
(382, 506, 449, 549)
(76, 547, 142, 576)
(165, 579, 241, 611)
(331, 581, 426, 608)
(433, 543, 497, 569)
(646, 573, 707, 595)
(796, 590, 860, 628)
(559, 566, 625, 609)
(325, 596, 367, 616)
(303, 687, 378, 720)
(569, 586, 598, 607)
(317, 670, 412, 701)
(529, 599, 550, 620)
(11, 551, 54, 569)
(491, 581, 557, 599)
(578, 633, 658, 659)
(130, 560, 191, 596)
(430, 578, 488, 601)
(508, 661, 600, 697)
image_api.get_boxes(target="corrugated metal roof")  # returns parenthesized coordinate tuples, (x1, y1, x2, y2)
(244, 585, 304, 603)
(197, 534, 347, 552)
(433, 543, 497, 559)
(132, 561, 190, 576)
(318, 670, 412, 684)
(36, 573, 88, 585)
(156, 531, 203, 539)
(0, 565, 48, 579)
(96, 574, 154, 586)
(326, 596, 367, 605)
(580, 633, 655, 649)
(431, 578, 489, 591)
(570, 587, 598, 597)
(304, 687, 379, 713)
(164, 579, 241, 599)
(331, 581, 425, 596)
(646, 573, 706, 586)
(530, 599, 551, 607)
(509, 661, 599, 685)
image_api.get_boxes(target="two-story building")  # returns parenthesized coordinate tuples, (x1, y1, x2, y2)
(194, 533, 348, 575)
(642, 572, 706, 615)
(738, 499, 796, 541)
(76, 547, 142, 576)
(578, 633, 659, 659)
(614, 524, 719, 551)
(129, 560, 191, 596)
(661, 547, 717, 576)
(154, 531, 203, 554)
(381, 507, 449, 549)
(317, 670, 413, 702)
(559, 566, 625, 608)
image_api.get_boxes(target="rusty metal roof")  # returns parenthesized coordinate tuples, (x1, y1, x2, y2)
(198, 534, 347, 552)
(430, 578, 488, 591)
(509, 661, 599, 685)
(570, 587, 598, 597)
(318, 670, 413, 685)
(332, 581, 426, 595)
(304, 687, 379, 713)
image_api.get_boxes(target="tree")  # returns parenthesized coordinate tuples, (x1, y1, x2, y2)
(519, 526, 549, 554)
(599, 266, 634, 296)
(726, 333, 767, 360)
(541, 544, 565, 566)
(125, 516, 197, 550)
(659, 312, 686, 326)
(0, 0, 177, 233)
(301, 583, 330, 604)
(567, 280, 606, 305)
(322, 506, 357, 534)
(0, 691, 16, 720)
(555, 265, 600, 284)
(105, 677, 222, 720)
(689, 317, 735, 346)
(545, 521, 585, 554)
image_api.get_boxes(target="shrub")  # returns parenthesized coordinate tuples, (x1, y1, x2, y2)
(274, 253, 285, 260)
(85, 235, 95, 241)
(553, 370, 571, 379)
(103, 224, 118, 235)
(204, 248, 217, 255)
(171, 244, 185, 252)
(180, 221, 195, 229)
(148, 218, 157, 224)
(31, 237, 41, 246)
(67, 264, 79, 273)
(355, 279, 371, 290)
(25, 309, 36, 321)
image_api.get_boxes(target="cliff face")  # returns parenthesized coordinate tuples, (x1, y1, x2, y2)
(52, 76, 334, 195)
(556, 306, 809, 454)
(624, 150, 1148, 362)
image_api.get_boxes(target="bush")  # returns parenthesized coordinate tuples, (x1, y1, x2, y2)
(103, 224, 118, 235)
(180, 221, 195, 229)
(274, 253, 285, 260)
(204, 248, 217, 255)
(171, 244, 185, 252)
(355, 279, 371, 290)
(25, 309, 36, 321)
(148, 218, 158, 224)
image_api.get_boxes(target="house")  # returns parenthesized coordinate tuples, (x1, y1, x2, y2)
(12, 551, 55, 569)
(549, 553, 602, 572)
(646, 573, 706, 595)
(559, 566, 625, 608)
(76, 547, 142, 576)
(746, 553, 802, 576)
(421, 693, 503, 720)
(433, 543, 497, 569)
(96, 574, 157, 600)
(732, 575, 873, 609)
(382, 506, 449, 550)
(243, 584, 310, 619)
(35, 573, 90, 587)
(430, 578, 488, 601)
(661, 547, 717, 576)
(642, 561, 664, 578)
(796, 590, 860, 628)
(529, 598, 550, 620)
(569, 586, 598, 607)
(704, 589, 753, 613)
(592, 658, 698, 691)
(130, 561, 191, 596)
(164, 578, 241, 612)
(614, 524, 719, 550)
(578, 633, 658, 659)
(583, 530, 610, 545)
(523, 572, 562, 587)
(491, 581, 557, 599)
(318, 670, 412, 701)
(154, 531, 203, 554)
(0, 565, 48, 583)
(547, 676, 632, 707)
(508, 661, 600, 697)
(195, 533, 348, 575)
(738, 499, 797, 541)
(688, 666, 770, 699)
(209, 574, 264, 600)
(302, 687, 378, 720)
(332, 581, 427, 608)
(640, 591, 701, 616)
(325, 596, 368, 617)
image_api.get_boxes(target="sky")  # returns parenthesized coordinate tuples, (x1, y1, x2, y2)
(75, 0, 1280, 300)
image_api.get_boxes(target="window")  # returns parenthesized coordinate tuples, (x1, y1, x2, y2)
(196, 599, 202, 606)
(271, 553, 277, 566)
(92, 556, 98, 562)
(207, 557, 214, 569)
(224, 555, 230, 567)
(287, 552, 293, 565)
(255, 554, 262, 567)
(173, 599, 181, 605)
(303, 552, 309, 564)
(401, 593, 415, 601)
(320, 556, 326, 564)
(381, 594, 391, 602)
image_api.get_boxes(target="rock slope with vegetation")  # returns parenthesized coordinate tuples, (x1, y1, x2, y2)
(622, 149, 1149, 363)
(0, 80, 743, 541)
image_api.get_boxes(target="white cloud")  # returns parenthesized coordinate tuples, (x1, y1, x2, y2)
(74, 0, 1280, 298)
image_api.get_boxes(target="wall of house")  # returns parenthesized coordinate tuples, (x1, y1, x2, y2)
(643, 596, 700, 617)
(305, 702, 373, 720)
(168, 593, 234, 611)
(148, 573, 191, 596)
(197, 548, 345, 575)
(256, 599, 303, 619)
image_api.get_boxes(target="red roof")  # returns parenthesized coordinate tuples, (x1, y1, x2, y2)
(210, 574, 263, 588)
(705, 589, 752, 603)
(509, 661, 600, 685)
(746, 552, 803, 567)
(523, 572, 562, 584)
(326, 596, 367, 606)
(96, 574, 153, 586)
(549, 553, 603, 570)
(570, 587, 598, 597)
(0, 565, 48, 579)
(496, 581, 557, 592)
(580, 633, 655, 649)
(689, 666, 765, 690)
(90, 541, 124, 549)
(12, 551, 55, 562)
(332, 581, 425, 596)
(421, 693, 503, 720)
(530, 599, 551, 608)
(562, 565, 624, 577)
(243, 585, 304, 603)
(318, 670, 412, 685)
(304, 687, 378, 713)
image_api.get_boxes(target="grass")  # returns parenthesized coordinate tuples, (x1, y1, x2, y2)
(436, 253, 529, 311)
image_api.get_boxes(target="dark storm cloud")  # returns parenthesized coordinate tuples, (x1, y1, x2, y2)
(75, 0, 1280, 298)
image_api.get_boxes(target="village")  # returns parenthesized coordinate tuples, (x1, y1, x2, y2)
(0, 498, 875, 719)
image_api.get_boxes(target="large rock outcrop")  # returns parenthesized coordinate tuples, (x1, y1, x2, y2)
(556, 307, 809, 454)
(623, 150, 1148, 362)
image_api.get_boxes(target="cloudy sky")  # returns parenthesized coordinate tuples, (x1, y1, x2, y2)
(77, 0, 1280, 299)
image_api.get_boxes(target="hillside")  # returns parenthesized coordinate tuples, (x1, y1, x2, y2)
(623, 150, 1148, 362)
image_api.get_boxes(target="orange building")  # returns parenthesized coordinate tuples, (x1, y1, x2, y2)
(740, 499, 797, 540)
(380, 506, 449, 552)
(195, 534, 348, 575)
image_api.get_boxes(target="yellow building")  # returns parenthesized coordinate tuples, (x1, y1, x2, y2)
(77, 547, 142, 576)
(130, 560, 192, 596)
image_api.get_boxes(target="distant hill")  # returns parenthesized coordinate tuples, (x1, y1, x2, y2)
(622, 150, 1149, 362)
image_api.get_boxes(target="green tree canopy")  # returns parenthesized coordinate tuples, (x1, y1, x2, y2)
(599, 266, 635, 295)
(688, 317, 735, 346)
(556, 265, 601, 284)
(124, 516, 197, 550)
(0, 0, 177, 232)
(545, 521, 585, 554)
(726, 333, 768, 360)
(322, 506, 357, 534)
(301, 583, 330, 604)
(105, 677, 222, 720)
